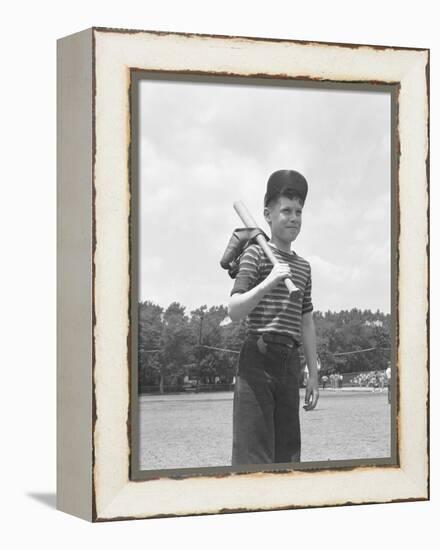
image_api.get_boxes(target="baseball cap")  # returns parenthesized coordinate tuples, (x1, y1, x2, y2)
(264, 169, 308, 206)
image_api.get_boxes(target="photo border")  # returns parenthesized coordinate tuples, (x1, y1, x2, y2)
(129, 71, 400, 481)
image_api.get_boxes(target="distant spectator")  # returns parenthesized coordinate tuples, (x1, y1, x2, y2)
(321, 375, 329, 390)
(302, 369, 308, 388)
(386, 363, 392, 404)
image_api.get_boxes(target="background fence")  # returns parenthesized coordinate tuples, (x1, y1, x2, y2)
(139, 370, 389, 394)
(139, 382, 235, 394)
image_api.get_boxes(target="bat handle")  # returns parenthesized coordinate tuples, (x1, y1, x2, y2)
(284, 277, 299, 295)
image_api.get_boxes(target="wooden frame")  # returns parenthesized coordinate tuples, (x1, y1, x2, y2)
(57, 27, 429, 522)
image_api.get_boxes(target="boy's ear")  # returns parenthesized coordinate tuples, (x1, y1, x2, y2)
(263, 207, 271, 224)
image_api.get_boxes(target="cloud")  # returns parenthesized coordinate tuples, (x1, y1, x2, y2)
(138, 79, 391, 313)
(308, 254, 364, 289)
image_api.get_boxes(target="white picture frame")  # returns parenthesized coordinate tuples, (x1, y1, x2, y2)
(57, 27, 429, 522)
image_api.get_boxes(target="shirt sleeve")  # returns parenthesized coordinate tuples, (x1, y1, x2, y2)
(230, 245, 260, 296)
(301, 266, 314, 314)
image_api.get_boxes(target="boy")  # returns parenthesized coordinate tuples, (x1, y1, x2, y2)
(228, 169, 319, 465)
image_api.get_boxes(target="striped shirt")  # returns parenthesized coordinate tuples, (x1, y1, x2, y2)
(231, 242, 313, 345)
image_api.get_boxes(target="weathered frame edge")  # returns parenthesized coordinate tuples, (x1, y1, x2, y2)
(56, 27, 94, 522)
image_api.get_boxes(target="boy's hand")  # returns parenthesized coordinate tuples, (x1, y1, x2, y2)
(303, 375, 319, 411)
(265, 263, 292, 290)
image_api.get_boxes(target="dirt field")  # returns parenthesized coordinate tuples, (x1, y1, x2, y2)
(138, 390, 391, 471)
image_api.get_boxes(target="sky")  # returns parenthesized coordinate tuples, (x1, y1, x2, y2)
(138, 78, 391, 314)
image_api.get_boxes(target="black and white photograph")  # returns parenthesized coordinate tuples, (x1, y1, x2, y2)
(133, 75, 396, 474)
(2, 0, 435, 540)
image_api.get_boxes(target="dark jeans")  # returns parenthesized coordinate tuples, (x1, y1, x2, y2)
(232, 335, 301, 466)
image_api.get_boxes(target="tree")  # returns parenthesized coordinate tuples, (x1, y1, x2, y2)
(139, 302, 391, 391)
(138, 301, 163, 390)
(160, 302, 193, 392)
(313, 308, 391, 373)
(189, 305, 237, 384)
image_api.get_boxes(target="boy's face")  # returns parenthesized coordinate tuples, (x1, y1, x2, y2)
(264, 196, 303, 244)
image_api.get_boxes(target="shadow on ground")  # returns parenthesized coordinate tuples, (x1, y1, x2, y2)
(27, 493, 56, 509)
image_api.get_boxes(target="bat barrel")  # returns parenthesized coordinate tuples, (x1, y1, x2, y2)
(233, 201, 258, 228)
(233, 200, 299, 295)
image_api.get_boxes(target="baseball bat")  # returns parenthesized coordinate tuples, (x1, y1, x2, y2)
(233, 200, 299, 295)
